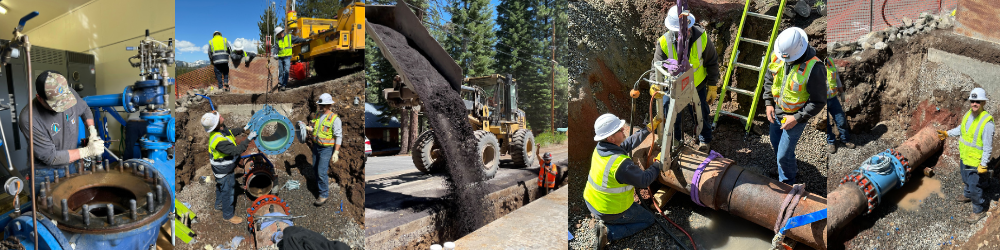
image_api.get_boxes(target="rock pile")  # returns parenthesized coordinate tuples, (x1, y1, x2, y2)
(830, 12, 955, 58)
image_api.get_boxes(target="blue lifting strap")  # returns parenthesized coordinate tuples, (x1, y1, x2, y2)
(779, 208, 827, 234)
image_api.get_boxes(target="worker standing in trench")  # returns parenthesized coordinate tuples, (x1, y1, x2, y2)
(273, 27, 308, 91)
(302, 93, 342, 206)
(18, 71, 105, 190)
(762, 27, 827, 185)
(207, 31, 233, 92)
(230, 40, 257, 69)
(824, 57, 855, 153)
(937, 87, 994, 222)
(201, 111, 257, 224)
(652, 6, 720, 152)
(583, 113, 664, 249)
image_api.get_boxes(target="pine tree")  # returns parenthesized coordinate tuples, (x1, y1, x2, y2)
(444, 0, 496, 76)
(257, 3, 282, 55)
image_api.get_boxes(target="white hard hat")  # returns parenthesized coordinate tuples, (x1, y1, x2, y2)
(274, 27, 284, 34)
(213, 31, 221, 36)
(201, 112, 220, 133)
(232, 40, 244, 51)
(665, 6, 696, 32)
(593, 113, 626, 141)
(774, 27, 809, 62)
(970, 88, 988, 101)
(317, 93, 335, 105)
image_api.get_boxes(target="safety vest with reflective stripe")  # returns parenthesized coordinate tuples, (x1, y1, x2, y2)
(583, 149, 634, 215)
(312, 113, 338, 147)
(959, 110, 993, 166)
(209, 36, 230, 64)
(825, 58, 839, 99)
(771, 57, 821, 113)
(659, 31, 709, 87)
(209, 130, 237, 164)
(277, 35, 293, 58)
(538, 160, 556, 188)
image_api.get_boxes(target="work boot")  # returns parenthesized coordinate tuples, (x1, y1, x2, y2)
(956, 195, 971, 203)
(227, 216, 243, 224)
(968, 211, 986, 222)
(827, 144, 837, 154)
(279, 86, 287, 91)
(595, 223, 608, 250)
(845, 142, 856, 149)
(314, 197, 328, 206)
(697, 142, 709, 152)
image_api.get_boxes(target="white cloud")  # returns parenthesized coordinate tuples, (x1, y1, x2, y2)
(175, 40, 203, 53)
(201, 44, 209, 53)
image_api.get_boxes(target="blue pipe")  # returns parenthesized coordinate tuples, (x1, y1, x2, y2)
(195, 94, 216, 111)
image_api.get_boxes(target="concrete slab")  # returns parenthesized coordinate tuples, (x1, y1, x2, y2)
(454, 186, 569, 249)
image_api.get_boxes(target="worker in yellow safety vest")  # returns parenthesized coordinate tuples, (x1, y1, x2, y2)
(201, 111, 256, 224)
(537, 152, 557, 193)
(230, 40, 257, 69)
(652, 6, 720, 152)
(937, 87, 994, 222)
(762, 27, 827, 185)
(207, 31, 233, 91)
(302, 93, 342, 206)
(823, 57, 855, 153)
(272, 27, 309, 91)
(584, 113, 665, 249)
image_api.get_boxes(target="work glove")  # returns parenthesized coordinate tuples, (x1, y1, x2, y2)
(649, 85, 664, 99)
(244, 121, 253, 131)
(247, 131, 258, 141)
(936, 130, 948, 141)
(647, 117, 663, 134)
(88, 126, 100, 142)
(80, 138, 105, 158)
(331, 150, 340, 163)
(979, 164, 989, 174)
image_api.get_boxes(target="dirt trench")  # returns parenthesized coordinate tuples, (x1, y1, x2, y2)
(174, 73, 367, 225)
(368, 23, 491, 239)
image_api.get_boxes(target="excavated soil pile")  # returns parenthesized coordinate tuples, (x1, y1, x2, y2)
(368, 23, 490, 237)
(828, 30, 1000, 249)
(174, 73, 366, 225)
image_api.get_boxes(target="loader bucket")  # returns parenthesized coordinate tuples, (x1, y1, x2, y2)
(365, 3, 464, 93)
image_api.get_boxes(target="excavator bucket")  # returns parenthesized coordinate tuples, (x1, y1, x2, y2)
(366, 3, 464, 94)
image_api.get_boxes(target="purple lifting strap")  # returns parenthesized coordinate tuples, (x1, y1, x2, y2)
(691, 150, 722, 207)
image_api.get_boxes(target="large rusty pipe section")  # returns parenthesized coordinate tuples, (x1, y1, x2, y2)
(634, 141, 827, 249)
(828, 127, 943, 236)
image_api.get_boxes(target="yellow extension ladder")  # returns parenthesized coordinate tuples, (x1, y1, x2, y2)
(711, 0, 788, 133)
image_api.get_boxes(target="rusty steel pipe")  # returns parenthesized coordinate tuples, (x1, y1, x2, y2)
(828, 127, 944, 236)
(633, 141, 828, 249)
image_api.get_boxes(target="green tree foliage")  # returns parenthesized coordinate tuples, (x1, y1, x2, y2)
(295, 0, 344, 19)
(443, 0, 496, 76)
(257, 3, 282, 55)
(365, 0, 428, 124)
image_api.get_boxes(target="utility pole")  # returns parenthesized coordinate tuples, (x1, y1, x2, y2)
(550, 6, 556, 133)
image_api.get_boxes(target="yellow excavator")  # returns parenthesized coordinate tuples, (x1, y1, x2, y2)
(284, 0, 364, 78)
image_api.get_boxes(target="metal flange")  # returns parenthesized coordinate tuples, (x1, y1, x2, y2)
(246, 195, 291, 233)
(241, 154, 277, 200)
(249, 105, 296, 155)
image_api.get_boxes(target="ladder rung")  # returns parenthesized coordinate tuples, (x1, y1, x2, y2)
(717, 110, 748, 121)
(740, 37, 769, 47)
(728, 87, 755, 97)
(747, 12, 776, 21)
(735, 62, 761, 71)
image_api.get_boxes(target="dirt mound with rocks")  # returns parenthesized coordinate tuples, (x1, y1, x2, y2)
(173, 73, 366, 225)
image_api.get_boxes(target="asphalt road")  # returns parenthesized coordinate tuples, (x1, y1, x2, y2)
(364, 144, 568, 237)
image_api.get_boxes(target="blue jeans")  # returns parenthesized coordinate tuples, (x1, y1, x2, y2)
(960, 165, 987, 213)
(826, 97, 849, 144)
(278, 57, 291, 87)
(213, 63, 229, 89)
(667, 85, 713, 143)
(769, 116, 806, 184)
(312, 146, 333, 199)
(604, 202, 656, 241)
(215, 173, 236, 219)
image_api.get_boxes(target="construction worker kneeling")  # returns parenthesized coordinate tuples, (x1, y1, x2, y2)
(202, 111, 257, 224)
(302, 93, 342, 206)
(584, 113, 665, 249)
(762, 27, 827, 185)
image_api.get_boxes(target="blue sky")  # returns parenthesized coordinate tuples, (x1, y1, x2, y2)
(175, 0, 282, 62)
